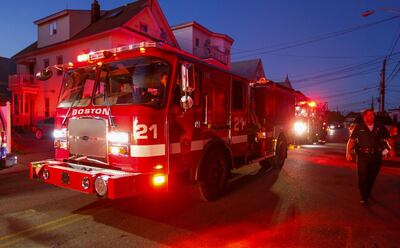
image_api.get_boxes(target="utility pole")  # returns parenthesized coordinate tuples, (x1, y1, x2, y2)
(336, 105, 339, 122)
(371, 96, 374, 110)
(380, 58, 387, 113)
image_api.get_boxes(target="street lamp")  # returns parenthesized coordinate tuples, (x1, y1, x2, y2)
(361, 8, 400, 17)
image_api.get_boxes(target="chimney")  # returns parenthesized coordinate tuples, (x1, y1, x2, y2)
(91, 0, 101, 23)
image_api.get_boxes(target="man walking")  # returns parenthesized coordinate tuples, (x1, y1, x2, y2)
(346, 109, 391, 206)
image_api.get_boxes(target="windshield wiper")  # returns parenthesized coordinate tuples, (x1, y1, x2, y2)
(103, 67, 115, 127)
(62, 79, 86, 126)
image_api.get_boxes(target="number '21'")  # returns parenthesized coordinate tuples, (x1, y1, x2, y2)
(134, 124, 158, 140)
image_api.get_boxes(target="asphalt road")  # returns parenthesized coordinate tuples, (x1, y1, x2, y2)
(1, 133, 400, 247)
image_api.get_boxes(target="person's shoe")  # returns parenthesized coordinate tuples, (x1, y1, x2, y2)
(360, 199, 369, 206)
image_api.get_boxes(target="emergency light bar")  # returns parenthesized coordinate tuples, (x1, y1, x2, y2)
(77, 42, 159, 63)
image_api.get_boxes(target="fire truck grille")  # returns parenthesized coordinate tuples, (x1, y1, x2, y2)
(68, 118, 107, 158)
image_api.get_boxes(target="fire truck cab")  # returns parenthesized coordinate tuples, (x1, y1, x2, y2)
(30, 42, 292, 201)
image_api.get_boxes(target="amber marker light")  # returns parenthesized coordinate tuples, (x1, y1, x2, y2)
(152, 174, 166, 187)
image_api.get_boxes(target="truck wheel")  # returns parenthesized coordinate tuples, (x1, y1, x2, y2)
(275, 138, 287, 168)
(259, 157, 273, 169)
(198, 147, 229, 201)
(0, 158, 5, 169)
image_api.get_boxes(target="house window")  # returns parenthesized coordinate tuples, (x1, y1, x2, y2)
(45, 98, 50, 117)
(195, 38, 200, 47)
(49, 21, 57, 35)
(205, 39, 211, 47)
(43, 59, 49, 69)
(140, 23, 148, 33)
(29, 64, 35, 75)
(57, 56, 63, 75)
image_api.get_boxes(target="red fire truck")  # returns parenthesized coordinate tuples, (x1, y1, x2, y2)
(293, 100, 327, 145)
(30, 42, 293, 201)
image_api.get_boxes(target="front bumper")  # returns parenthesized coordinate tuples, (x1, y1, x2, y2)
(29, 160, 168, 199)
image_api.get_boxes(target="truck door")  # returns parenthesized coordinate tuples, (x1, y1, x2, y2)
(231, 79, 248, 156)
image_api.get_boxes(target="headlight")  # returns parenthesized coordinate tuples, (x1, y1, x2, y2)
(109, 145, 129, 156)
(53, 128, 67, 139)
(94, 176, 108, 197)
(294, 122, 307, 135)
(108, 131, 129, 144)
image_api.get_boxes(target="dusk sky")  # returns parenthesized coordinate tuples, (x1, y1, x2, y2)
(1, 0, 400, 112)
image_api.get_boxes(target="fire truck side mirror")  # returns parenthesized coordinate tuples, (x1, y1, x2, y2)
(181, 63, 195, 93)
(180, 95, 193, 110)
(36, 69, 53, 81)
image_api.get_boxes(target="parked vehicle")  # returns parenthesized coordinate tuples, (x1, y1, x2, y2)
(0, 105, 17, 170)
(32, 117, 55, 139)
(328, 122, 344, 129)
(29, 42, 294, 201)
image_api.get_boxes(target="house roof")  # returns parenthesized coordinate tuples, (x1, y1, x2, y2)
(231, 59, 264, 81)
(14, 0, 178, 59)
(72, 0, 148, 40)
(13, 42, 38, 59)
(34, 9, 91, 25)
(172, 21, 234, 44)
(273, 75, 293, 89)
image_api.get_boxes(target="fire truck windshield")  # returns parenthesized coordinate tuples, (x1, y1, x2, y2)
(58, 66, 97, 108)
(93, 57, 170, 108)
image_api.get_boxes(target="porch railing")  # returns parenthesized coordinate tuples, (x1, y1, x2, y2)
(8, 74, 39, 88)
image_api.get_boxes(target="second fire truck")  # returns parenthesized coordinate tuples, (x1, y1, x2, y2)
(30, 42, 294, 201)
(293, 100, 327, 145)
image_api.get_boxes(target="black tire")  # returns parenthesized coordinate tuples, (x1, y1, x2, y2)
(0, 158, 5, 170)
(198, 147, 230, 201)
(259, 157, 273, 169)
(275, 138, 287, 168)
(35, 129, 43, 140)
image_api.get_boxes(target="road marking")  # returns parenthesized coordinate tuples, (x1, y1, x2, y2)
(0, 206, 110, 247)
(4, 209, 37, 218)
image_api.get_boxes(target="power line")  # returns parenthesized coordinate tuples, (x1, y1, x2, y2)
(252, 52, 384, 60)
(232, 16, 400, 59)
(293, 54, 400, 84)
(317, 86, 378, 100)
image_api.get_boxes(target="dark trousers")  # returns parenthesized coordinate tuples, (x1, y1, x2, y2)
(356, 153, 382, 200)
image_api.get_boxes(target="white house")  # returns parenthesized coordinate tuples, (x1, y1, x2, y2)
(172, 21, 234, 69)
